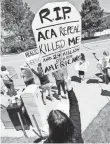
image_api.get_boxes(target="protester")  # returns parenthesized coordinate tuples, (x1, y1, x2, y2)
(52, 70, 67, 99)
(102, 51, 110, 84)
(95, 50, 110, 84)
(20, 63, 35, 87)
(1, 65, 16, 96)
(75, 53, 89, 81)
(43, 77, 84, 143)
(28, 63, 53, 105)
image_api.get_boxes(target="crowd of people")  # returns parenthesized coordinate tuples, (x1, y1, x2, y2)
(1, 50, 110, 143)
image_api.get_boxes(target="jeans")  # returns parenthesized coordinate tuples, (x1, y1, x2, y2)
(56, 80, 66, 95)
(3, 80, 16, 96)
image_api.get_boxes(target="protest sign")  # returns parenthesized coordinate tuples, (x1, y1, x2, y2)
(24, 49, 40, 68)
(32, 2, 81, 74)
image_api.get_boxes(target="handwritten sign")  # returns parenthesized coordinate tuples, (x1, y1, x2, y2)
(24, 49, 40, 68)
(32, 2, 81, 74)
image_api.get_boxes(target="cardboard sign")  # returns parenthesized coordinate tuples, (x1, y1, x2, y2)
(32, 2, 81, 74)
(24, 49, 40, 68)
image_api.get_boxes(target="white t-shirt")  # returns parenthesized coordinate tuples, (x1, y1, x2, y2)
(1, 71, 10, 81)
(98, 56, 110, 69)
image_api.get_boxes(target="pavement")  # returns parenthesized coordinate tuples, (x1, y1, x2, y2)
(0, 39, 110, 140)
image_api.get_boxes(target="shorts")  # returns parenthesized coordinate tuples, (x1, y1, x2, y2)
(79, 71, 85, 76)
(41, 83, 51, 92)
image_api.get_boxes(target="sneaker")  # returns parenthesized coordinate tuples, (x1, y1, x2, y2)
(43, 101, 46, 105)
(64, 94, 67, 99)
(50, 96, 53, 101)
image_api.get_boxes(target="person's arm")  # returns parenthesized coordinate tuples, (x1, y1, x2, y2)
(93, 53, 99, 61)
(67, 86, 82, 141)
(31, 68, 39, 77)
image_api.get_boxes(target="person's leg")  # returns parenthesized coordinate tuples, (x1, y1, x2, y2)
(4, 80, 16, 96)
(79, 71, 85, 81)
(61, 80, 67, 98)
(10, 82, 17, 96)
(81, 74, 85, 80)
(56, 80, 61, 99)
(106, 68, 110, 84)
(42, 86, 47, 105)
(3, 82, 10, 96)
(108, 68, 110, 82)
(78, 71, 82, 80)
(103, 68, 108, 84)
(47, 84, 53, 101)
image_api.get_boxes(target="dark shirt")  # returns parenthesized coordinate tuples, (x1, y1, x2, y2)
(68, 89, 82, 142)
(31, 69, 49, 85)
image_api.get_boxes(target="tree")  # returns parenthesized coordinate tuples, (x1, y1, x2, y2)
(81, 0, 107, 37)
(1, 0, 36, 52)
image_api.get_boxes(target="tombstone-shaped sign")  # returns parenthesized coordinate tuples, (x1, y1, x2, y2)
(32, 1, 81, 74)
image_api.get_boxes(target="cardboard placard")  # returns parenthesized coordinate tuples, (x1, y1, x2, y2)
(24, 49, 40, 68)
(32, 2, 81, 74)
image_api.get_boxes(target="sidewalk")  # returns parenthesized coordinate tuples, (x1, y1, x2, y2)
(73, 81, 110, 131)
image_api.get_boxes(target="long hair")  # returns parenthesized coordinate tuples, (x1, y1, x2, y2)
(45, 110, 75, 143)
(80, 53, 85, 61)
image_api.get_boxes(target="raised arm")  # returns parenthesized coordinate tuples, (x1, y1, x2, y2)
(31, 68, 39, 77)
(66, 84, 83, 142)
(26, 62, 39, 77)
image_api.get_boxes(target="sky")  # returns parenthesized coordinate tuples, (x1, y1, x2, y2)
(23, 0, 110, 14)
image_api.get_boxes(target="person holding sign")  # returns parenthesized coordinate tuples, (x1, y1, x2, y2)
(28, 63, 53, 105)
(43, 77, 83, 143)
(52, 70, 67, 99)
(20, 63, 35, 87)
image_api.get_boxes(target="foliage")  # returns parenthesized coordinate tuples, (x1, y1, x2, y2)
(81, 0, 107, 36)
(1, 0, 36, 52)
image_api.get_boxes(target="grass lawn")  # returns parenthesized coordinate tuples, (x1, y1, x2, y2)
(83, 102, 110, 143)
